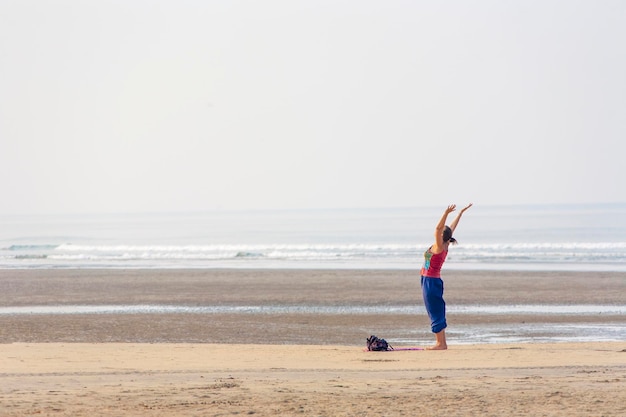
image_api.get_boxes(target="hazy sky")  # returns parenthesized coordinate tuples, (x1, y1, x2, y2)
(1, 0, 624, 215)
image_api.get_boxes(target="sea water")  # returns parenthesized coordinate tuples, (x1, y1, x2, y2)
(1, 203, 625, 270)
(1, 203, 625, 344)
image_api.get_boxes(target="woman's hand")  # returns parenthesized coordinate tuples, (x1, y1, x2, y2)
(448, 203, 472, 233)
(446, 205, 457, 214)
(460, 203, 473, 213)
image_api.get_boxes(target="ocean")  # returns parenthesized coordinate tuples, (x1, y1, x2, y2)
(2, 204, 625, 345)
(1, 203, 626, 271)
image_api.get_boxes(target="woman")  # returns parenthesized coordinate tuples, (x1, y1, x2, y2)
(421, 203, 472, 350)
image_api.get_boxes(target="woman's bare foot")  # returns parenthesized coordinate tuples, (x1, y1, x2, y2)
(427, 329, 447, 350)
(426, 344, 447, 350)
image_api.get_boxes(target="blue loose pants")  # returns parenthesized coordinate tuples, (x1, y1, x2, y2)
(421, 276, 447, 333)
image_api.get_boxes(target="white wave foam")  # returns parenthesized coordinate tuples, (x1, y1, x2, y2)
(3, 241, 625, 270)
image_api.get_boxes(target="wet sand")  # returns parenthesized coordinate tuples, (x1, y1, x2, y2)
(0, 269, 624, 344)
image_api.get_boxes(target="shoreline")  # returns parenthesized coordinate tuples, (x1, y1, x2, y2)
(1, 269, 624, 345)
(2, 263, 626, 272)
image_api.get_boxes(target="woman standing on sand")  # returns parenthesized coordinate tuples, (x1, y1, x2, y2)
(421, 203, 472, 350)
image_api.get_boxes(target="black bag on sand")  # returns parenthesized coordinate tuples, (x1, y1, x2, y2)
(367, 335, 393, 351)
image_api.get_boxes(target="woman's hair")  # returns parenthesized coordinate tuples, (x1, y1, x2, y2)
(443, 226, 457, 244)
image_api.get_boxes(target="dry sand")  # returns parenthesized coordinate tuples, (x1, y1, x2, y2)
(1, 342, 625, 416)
(1, 269, 625, 416)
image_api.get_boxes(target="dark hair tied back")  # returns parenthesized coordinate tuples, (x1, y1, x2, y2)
(443, 226, 458, 245)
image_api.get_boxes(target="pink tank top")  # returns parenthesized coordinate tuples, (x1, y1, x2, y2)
(421, 247, 447, 278)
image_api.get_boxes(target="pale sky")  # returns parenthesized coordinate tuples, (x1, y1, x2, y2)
(1, 0, 624, 215)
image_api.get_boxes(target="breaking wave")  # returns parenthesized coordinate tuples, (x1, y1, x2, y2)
(2, 242, 626, 270)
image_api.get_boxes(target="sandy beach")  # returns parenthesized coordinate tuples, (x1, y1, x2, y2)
(1, 269, 625, 416)
(2, 342, 625, 416)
